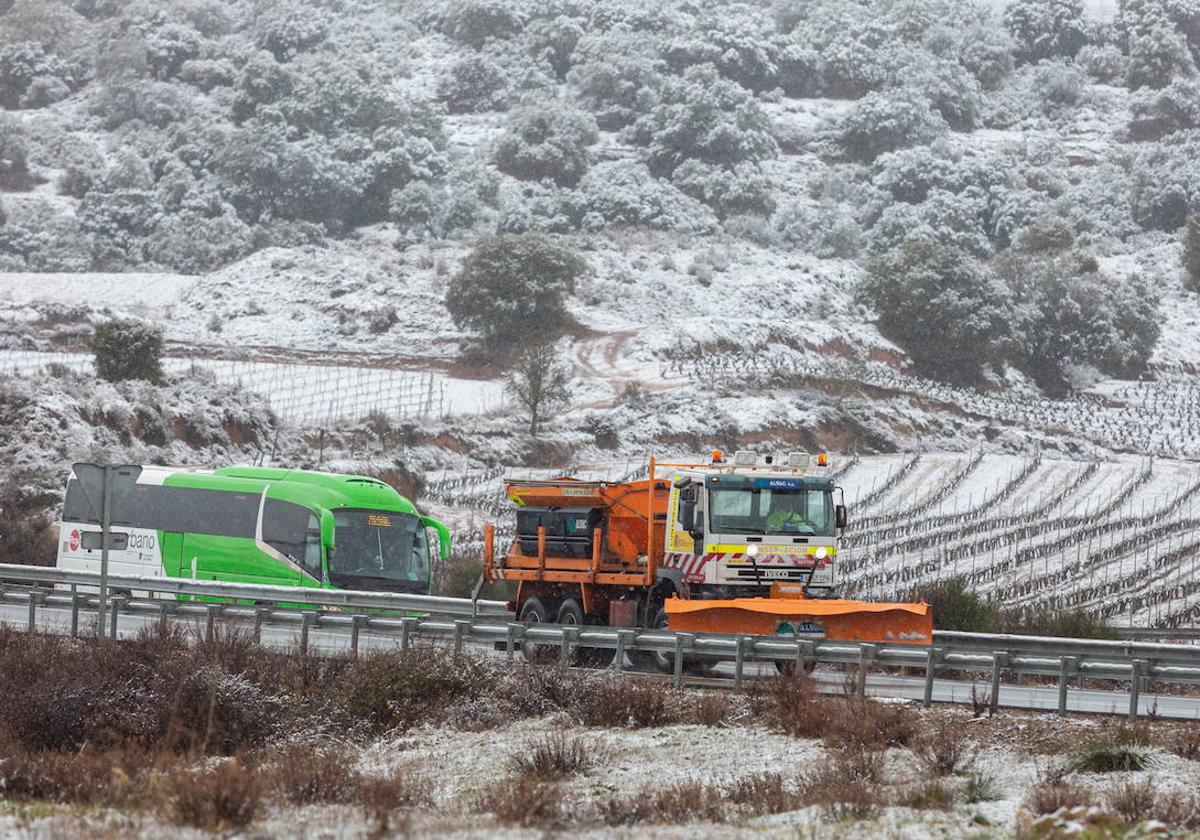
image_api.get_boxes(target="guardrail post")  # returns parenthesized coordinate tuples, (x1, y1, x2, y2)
(26, 591, 37, 632)
(350, 615, 365, 657)
(799, 639, 816, 672)
(400, 617, 416, 651)
(108, 596, 124, 639)
(733, 635, 748, 694)
(454, 620, 471, 654)
(1129, 659, 1148, 721)
(560, 626, 579, 667)
(505, 622, 521, 662)
(614, 630, 632, 673)
(673, 633, 694, 689)
(70, 588, 80, 638)
(253, 607, 267, 644)
(923, 647, 939, 709)
(157, 602, 168, 635)
(205, 605, 218, 645)
(1057, 656, 1077, 716)
(299, 612, 313, 655)
(856, 644, 877, 699)
(990, 651, 1009, 716)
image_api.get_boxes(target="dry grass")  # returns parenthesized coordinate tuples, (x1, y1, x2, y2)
(1024, 776, 1096, 816)
(799, 747, 887, 820)
(823, 697, 915, 751)
(268, 745, 360, 805)
(507, 733, 596, 780)
(573, 676, 672, 728)
(750, 671, 825, 739)
(1163, 724, 1200, 760)
(1067, 739, 1150, 773)
(491, 776, 565, 828)
(912, 719, 977, 775)
(1105, 777, 1157, 823)
(163, 757, 262, 830)
(898, 777, 957, 810)
(355, 765, 434, 834)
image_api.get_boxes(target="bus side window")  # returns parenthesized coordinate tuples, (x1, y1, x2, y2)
(411, 527, 429, 581)
(262, 499, 313, 575)
(302, 514, 322, 579)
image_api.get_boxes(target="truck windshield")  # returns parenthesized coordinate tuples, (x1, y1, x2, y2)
(708, 488, 833, 536)
(328, 509, 430, 592)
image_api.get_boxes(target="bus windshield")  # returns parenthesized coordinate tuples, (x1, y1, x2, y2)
(708, 488, 833, 536)
(328, 509, 430, 592)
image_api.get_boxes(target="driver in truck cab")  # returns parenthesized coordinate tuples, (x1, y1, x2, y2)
(766, 494, 811, 532)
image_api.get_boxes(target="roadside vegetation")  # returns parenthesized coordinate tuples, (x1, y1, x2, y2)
(0, 625, 1197, 835)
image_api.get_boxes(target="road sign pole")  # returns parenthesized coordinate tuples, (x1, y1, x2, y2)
(98, 465, 112, 637)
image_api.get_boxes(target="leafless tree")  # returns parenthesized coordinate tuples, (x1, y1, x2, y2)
(507, 343, 572, 435)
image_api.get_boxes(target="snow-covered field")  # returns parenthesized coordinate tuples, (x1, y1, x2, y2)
(7, 709, 1199, 838)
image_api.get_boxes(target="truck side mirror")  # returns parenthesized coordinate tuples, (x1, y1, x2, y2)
(835, 504, 848, 529)
(678, 498, 695, 531)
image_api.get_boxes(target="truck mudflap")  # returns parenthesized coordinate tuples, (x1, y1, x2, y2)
(664, 596, 933, 645)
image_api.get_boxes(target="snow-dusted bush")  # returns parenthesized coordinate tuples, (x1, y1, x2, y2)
(863, 240, 1013, 383)
(1076, 44, 1128, 83)
(576, 160, 716, 233)
(627, 64, 777, 177)
(819, 27, 899, 98)
(1031, 60, 1088, 112)
(92, 319, 164, 384)
(568, 32, 663, 130)
(1004, 0, 1088, 64)
(1054, 162, 1139, 240)
(1127, 24, 1197, 89)
(389, 180, 435, 236)
(997, 253, 1161, 394)
(445, 233, 586, 346)
(178, 57, 236, 91)
(91, 79, 192, 129)
(441, 0, 525, 49)
(527, 14, 585, 79)
(1129, 76, 1200, 139)
(821, 89, 948, 163)
(1129, 134, 1200, 229)
(959, 23, 1016, 89)
(0, 115, 28, 183)
(437, 53, 511, 114)
(145, 21, 202, 80)
(231, 51, 294, 122)
(891, 52, 984, 130)
(0, 41, 84, 110)
(146, 210, 253, 273)
(1183, 214, 1200, 290)
(495, 180, 575, 234)
(254, 5, 328, 62)
(671, 159, 776, 218)
(213, 127, 359, 227)
(773, 199, 864, 258)
(493, 102, 598, 187)
(868, 187, 994, 257)
(662, 7, 795, 92)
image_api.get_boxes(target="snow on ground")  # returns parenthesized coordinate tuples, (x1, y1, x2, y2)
(0, 349, 510, 424)
(0, 272, 197, 312)
(5, 707, 1198, 838)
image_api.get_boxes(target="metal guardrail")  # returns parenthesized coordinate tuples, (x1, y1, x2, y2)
(0, 563, 510, 617)
(0, 564, 1197, 720)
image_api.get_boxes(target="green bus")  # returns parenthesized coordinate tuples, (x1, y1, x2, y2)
(57, 466, 449, 595)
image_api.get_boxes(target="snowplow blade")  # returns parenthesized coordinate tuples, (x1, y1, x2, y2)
(665, 597, 933, 645)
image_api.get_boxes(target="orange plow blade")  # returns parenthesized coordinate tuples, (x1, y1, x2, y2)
(665, 597, 933, 645)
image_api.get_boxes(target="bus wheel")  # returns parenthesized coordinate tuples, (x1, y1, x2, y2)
(557, 599, 614, 668)
(519, 597, 553, 664)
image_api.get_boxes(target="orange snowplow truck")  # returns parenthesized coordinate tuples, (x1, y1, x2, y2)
(482, 451, 931, 669)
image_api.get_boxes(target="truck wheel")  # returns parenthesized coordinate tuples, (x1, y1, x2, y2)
(648, 606, 675, 674)
(557, 599, 615, 668)
(519, 597, 553, 663)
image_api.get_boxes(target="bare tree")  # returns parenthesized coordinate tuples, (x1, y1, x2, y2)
(507, 343, 573, 435)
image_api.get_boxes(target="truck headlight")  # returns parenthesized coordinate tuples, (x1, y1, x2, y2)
(814, 546, 828, 560)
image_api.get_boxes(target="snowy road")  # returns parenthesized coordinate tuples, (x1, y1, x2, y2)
(5, 601, 1198, 721)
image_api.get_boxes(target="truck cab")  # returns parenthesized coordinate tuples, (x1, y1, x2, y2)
(664, 450, 847, 597)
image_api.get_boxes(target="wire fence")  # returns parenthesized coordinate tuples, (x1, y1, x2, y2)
(0, 349, 508, 426)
